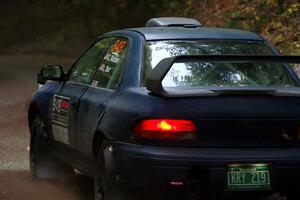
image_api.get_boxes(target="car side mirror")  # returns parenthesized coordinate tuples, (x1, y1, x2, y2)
(37, 65, 65, 84)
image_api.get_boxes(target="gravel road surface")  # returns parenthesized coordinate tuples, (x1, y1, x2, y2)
(0, 55, 93, 200)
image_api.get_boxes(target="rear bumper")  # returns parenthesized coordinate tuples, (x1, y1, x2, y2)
(113, 142, 300, 190)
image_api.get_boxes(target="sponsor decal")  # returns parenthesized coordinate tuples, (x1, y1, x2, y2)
(103, 53, 120, 64)
(52, 95, 70, 114)
(104, 53, 111, 60)
(52, 125, 69, 145)
(52, 113, 68, 126)
(109, 53, 120, 63)
(51, 95, 70, 144)
(61, 99, 70, 110)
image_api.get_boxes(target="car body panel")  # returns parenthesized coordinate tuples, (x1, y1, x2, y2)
(113, 142, 300, 189)
(76, 87, 114, 159)
(123, 27, 263, 41)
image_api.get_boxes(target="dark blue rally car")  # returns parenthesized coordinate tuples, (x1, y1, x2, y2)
(28, 17, 300, 199)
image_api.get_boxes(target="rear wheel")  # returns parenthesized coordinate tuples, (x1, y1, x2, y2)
(94, 140, 122, 200)
(29, 117, 72, 179)
(94, 140, 143, 200)
(94, 140, 183, 200)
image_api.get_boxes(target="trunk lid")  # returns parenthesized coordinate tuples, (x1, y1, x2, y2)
(165, 95, 300, 147)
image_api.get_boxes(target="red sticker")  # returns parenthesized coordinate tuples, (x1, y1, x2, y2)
(61, 99, 70, 110)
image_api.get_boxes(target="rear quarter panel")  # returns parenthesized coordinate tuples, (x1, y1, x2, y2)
(98, 87, 168, 142)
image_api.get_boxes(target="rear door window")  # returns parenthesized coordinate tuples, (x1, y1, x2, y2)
(69, 38, 115, 85)
(91, 38, 128, 90)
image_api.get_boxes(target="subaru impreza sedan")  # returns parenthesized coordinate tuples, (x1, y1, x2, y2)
(28, 17, 300, 200)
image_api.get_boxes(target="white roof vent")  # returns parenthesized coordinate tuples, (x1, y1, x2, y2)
(146, 17, 202, 28)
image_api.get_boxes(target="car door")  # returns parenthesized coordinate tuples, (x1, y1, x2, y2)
(74, 37, 129, 165)
(50, 38, 115, 161)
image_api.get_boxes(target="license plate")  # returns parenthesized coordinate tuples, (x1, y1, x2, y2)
(227, 164, 271, 190)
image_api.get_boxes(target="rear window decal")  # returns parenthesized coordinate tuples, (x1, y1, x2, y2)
(99, 64, 106, 71)
(91, 80, 98, 87)
(111, 39, 127, 53)
(104, 53, 112, 60)
(104, 53, 120, 64)
(99, 64, 112, 73)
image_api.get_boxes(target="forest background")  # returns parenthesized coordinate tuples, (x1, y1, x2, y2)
(1, 0, 299, 58)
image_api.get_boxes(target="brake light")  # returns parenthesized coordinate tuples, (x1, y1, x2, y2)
(133, 119, 197, 140)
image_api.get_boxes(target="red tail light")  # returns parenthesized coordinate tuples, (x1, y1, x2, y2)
(133, 119, 197, 140)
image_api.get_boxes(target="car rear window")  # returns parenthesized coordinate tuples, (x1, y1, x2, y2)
(143, 40, 297, 88)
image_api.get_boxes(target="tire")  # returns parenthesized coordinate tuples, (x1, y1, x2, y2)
(94, 140, 140, 200)
(29, 117, 72, 179)
(94, 140, 119, 200)
(94, 140, 184, 200)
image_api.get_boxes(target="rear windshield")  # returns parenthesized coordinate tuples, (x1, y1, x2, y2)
(143, 40, 297, 88)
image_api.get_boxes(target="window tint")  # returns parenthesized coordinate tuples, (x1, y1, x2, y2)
(91, 38, 128, 89)
(69, 38, 115, 84)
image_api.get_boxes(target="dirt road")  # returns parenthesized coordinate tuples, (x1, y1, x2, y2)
(0, 54, 93, 200)
(0, 54, 286, 200)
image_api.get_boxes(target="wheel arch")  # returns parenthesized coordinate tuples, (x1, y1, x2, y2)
(28, 101, 39, 134)
(92, 130, 107, 160)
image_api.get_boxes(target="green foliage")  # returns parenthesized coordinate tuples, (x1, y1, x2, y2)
(224, 0, 300, 55)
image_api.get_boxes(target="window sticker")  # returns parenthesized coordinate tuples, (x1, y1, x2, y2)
(98, 64, 112, 73)
(104, 66, 112, 73)
(99, 64, 106, 71)
(109, 53, 120, 63)
(104, 53, 112, 60)
(104, 52, 120, 64)
(111, 39, 127, 53)
(91, 80, 99, 87)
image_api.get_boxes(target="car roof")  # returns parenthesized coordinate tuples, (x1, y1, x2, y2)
(121, 27, 263, 41)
